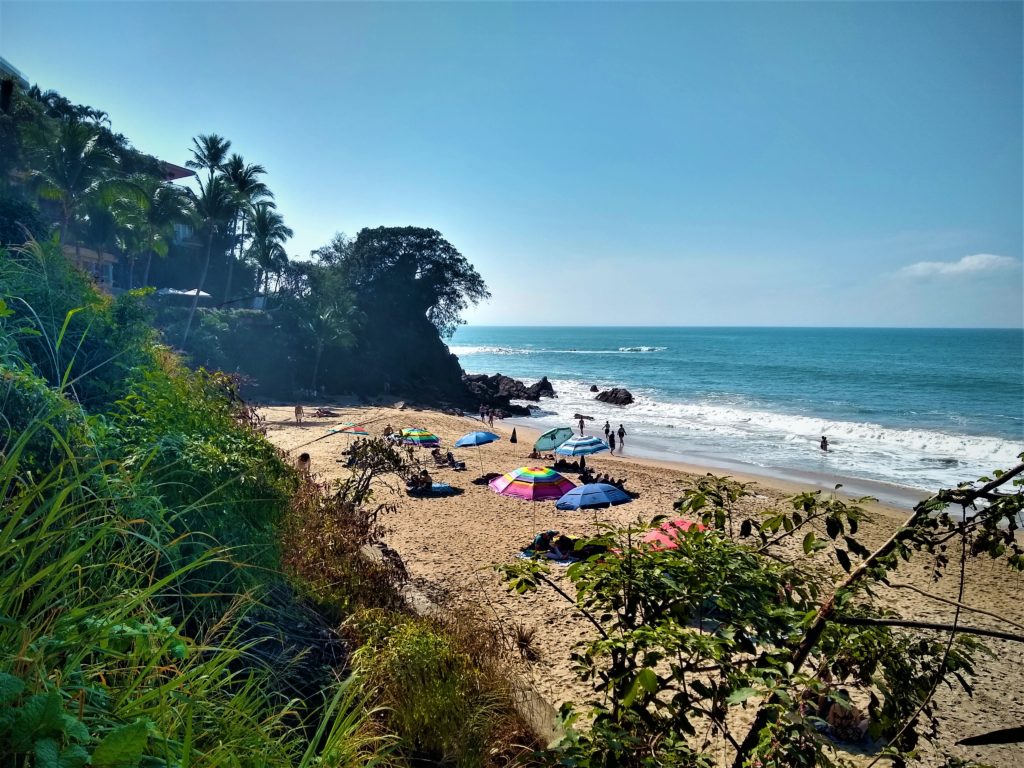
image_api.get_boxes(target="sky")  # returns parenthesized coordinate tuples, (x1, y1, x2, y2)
(1, 1, 1021, 328)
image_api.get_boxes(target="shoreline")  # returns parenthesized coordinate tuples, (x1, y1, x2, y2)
(500, 415, 924, 519)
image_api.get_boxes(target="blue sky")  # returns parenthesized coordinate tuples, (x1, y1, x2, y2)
(2, 1, 1021, 327)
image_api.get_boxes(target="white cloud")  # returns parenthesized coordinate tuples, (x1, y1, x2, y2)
(897, 253, 1019, 278)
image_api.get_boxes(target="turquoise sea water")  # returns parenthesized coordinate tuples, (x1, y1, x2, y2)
(448, 327, 1023, 503)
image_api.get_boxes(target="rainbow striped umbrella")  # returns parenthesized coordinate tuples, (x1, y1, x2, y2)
(338, 423, 369, 436)
(489, 466, 576, 501)
(402, 428, 440, 447)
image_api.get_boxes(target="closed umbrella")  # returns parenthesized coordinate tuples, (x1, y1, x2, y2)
(554, 435, 609, 456)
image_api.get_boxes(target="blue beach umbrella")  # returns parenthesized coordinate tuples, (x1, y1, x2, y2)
(555, 483, 632, 511)
(554, 435, 609, 456)
(455, 430, 501, 474)
(455, 431, 501, 448)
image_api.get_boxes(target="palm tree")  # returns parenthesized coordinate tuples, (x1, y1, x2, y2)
(247, 203, 293, 295)
(29, 119, 117, 244)
(185, 133, 231, 184)
(220, 153, 273, 302)
(181, 175, 236, 346)
(119, 174, 193, 287)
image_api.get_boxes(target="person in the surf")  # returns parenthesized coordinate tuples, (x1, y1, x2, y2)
(820, 436, 829, 452)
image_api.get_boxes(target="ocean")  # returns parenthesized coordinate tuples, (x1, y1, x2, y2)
(447, 326, 1024, 506)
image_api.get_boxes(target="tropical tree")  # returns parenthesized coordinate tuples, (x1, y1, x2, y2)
(185, 133, 231, 184)
(220, 153, 273, 302)
(117, 174, 193, 287)
(27, 118, 117, 244)
(181, 175, 237, 345)
(247, 202, 293, 295)
(341, 226, 490, 337)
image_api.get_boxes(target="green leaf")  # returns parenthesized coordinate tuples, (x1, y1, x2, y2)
(825, 515, 842, 539)
(35, 737, 61, 768)
(802, 531, 816, 555)
(92, 720, 149, 768)
(726, 686, 759, 705)
(835, 549, 852, 573)
(0, 672, 25, 704)
(61, 714, 90, 744)
(59, 745, 91, 768)
(622, 668, 659, 708)
(0, 298, 12, 318)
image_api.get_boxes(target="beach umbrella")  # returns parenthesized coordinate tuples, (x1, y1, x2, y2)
(489, 467, 576, 501)
(455, 431, 500, 448)
(642, 519, 707, 550)
(555, 483, 632, 511)
(533, 427, 574, 452)
(402, 428, 440, 447)
(338, 423, 369, 436)
(554, 435, 609, 457)
(455, 430, 500, 474)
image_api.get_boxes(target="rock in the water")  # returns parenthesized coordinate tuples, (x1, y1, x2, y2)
(589, 384, 599, 392)
(463, 372, 556, 412)
(595, 387, 634, 406)
(526, 376, 556, 399)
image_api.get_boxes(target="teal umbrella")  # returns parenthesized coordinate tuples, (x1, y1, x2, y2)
(534, 427, 574, 452)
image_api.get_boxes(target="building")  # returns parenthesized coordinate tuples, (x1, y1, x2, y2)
(62, 245, 116, 290)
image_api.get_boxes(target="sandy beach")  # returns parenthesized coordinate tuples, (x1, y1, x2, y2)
(262, 404, 1024, 767)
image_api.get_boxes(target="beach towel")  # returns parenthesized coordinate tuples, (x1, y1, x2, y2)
(517, 550, 577, 565)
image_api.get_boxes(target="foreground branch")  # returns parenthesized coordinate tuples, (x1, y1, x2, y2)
(730, 462, 1024, 768)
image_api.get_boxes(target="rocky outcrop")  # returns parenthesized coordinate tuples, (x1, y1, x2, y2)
(589, 384, 599, 392)
(526, 376, 556, 399)
(595, 387, 634, 406)
(462, 373, 556, 416)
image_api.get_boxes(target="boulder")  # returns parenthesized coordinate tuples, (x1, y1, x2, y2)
(526, 376, 556, 399)
(595, 387, 634, 406)
(463, 372, 556, 411)
(589, 384, 599, 392)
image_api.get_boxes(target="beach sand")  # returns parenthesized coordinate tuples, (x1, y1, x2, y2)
(262, 404, 1024, 767)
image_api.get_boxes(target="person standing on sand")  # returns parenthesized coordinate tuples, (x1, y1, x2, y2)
(488, 409, 495, 428)
(617, 424, 626, 449)
(604, 421, 610, 441)
(579, 417, 585, 436)
(608, 431, 616, 453)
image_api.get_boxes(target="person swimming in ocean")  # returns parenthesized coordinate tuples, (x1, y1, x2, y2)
(820, 436, 829, 452)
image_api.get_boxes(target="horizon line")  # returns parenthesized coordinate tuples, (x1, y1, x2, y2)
(454, 324, 1023, 331)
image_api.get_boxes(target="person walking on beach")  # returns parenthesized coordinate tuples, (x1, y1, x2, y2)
(578, 417, 585, 436)
(480, 404, 487, 422)
(608, 431, 616, 454)
(603, 421, 610, 441)
(820, 435, 829, 452)
(488, 409, 495, 429)
(617, 424, 626, 449)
